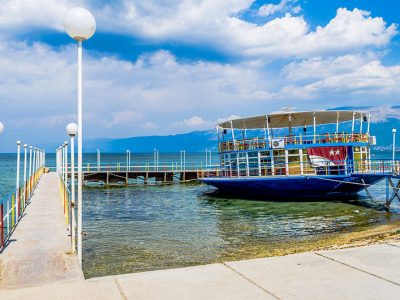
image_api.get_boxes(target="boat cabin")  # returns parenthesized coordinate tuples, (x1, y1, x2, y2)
(215, 110, 375, 177)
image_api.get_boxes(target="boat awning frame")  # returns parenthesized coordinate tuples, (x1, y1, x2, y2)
(217, 110, 366, 130)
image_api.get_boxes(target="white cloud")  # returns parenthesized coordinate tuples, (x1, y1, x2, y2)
(282, 54, 374, 81)
(109, 110, 145, 126)
(0, 1, 396, 59)
(258, 0, 300, 17)
(368, 106, 400, 123)
(280, 54, 400, 101)
(99, 4, 397, 58)
(171, 114, 244, 130)
(0, 0, 75, 34)
(1, 41, 400, 141)
(171, 116, 210, 129)
(141, 121, 157, 129)
(0, 42, 277, 142)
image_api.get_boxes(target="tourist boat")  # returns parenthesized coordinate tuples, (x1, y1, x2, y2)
(202, 110, 388, 199)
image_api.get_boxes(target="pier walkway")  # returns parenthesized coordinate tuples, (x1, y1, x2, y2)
(0, 241, 399, 299)
(0, 172, 82, 289)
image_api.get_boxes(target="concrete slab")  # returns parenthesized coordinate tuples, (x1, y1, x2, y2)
(317, 243, 400, 284)
(388, 241, 400, 248)
(0, 279, 123, 300)
(227, 252, 400, 300)
(101, 263, 274, 300)
(0, 173, 83, 289)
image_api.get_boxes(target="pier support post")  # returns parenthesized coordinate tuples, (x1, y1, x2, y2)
(386, 177, 389, 204)
(385, 177, 400, 211)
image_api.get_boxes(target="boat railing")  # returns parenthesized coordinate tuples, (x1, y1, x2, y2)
(219, 133, 370, 152)
(200, 159, 400, 178)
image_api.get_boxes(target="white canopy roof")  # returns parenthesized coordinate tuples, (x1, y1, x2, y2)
(218, 110, 367, 129)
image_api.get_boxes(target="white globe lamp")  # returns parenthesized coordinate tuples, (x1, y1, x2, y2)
(63, 8, 96, 41)
(66, 123, 78, 137)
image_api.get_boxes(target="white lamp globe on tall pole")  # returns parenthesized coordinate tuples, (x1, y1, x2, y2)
(0, 122, 4, 134)
(63, 7, 96, 265)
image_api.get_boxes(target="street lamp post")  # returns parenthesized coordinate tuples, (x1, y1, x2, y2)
(153, 149, 159, 171)
(23, 144, 27, 206)
(392, 129, 397, 173)
(29, 146, 32, 196)
(67, 123, 78, 252)
(16, 141, 21, 218)
(126, 150, 131, 171)
(97, 148, 100, 171)
(64, 7, 96, 265)
(32, 147, 36, 182)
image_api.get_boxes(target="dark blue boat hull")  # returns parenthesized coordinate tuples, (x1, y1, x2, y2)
(202, 174, 385, 200)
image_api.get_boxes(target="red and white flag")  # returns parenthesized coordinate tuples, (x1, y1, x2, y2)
(307, 146, 347, 166)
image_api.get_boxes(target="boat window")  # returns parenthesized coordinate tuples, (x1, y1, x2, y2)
(260, 151, 271, 157)
(302, 153, 315, 174)
(260, 156, 272, 176)
(238, 154, 247, 176)
(287, 150, 301, 175)
(273, 150, 286, 175)
(353, 146, 369, 172)
(248, 152, 258, 158)
(248, 154, 259, 176)
(273, 150, 285, 156)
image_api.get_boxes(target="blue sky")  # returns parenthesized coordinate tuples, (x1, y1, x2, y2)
(0, 0, 400, 151)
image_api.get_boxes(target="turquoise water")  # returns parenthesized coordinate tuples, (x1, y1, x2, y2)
(81, 182, 399, 278)
(1, 152, 399, 279)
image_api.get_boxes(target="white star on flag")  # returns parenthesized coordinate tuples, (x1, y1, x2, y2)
(335, 149, 340, 155)
(329, 149, 334, 156)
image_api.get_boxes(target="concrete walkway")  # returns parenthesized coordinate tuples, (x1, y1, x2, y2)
(0, 241, 399, 299)
(0, 173, 83, 289)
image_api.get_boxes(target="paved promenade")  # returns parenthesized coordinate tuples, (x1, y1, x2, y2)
(0, 173, 83, 289)
(0, 241, 399, 299)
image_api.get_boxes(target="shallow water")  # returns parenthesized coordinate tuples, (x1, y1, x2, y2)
(81, 180, 399, 278)
(1, 152, 399, 279)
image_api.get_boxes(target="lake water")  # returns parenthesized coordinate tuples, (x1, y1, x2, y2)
(1, 152, 399, 278)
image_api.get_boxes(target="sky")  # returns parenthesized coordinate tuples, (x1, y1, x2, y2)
(0, 0, 400, 151)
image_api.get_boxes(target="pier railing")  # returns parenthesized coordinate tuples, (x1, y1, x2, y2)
(58, 173, 76, 252)
(78, 161, 216, 172)
(219, 133, 371, 152)
(0, 166, 45, 251)
(199, 159, 400, 178)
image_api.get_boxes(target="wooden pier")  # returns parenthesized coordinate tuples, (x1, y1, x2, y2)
(82, 170, 205, 185)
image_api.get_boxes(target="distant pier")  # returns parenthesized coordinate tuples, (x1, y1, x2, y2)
(82, 170, 207, 185)
(59, 163, 219, 185)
